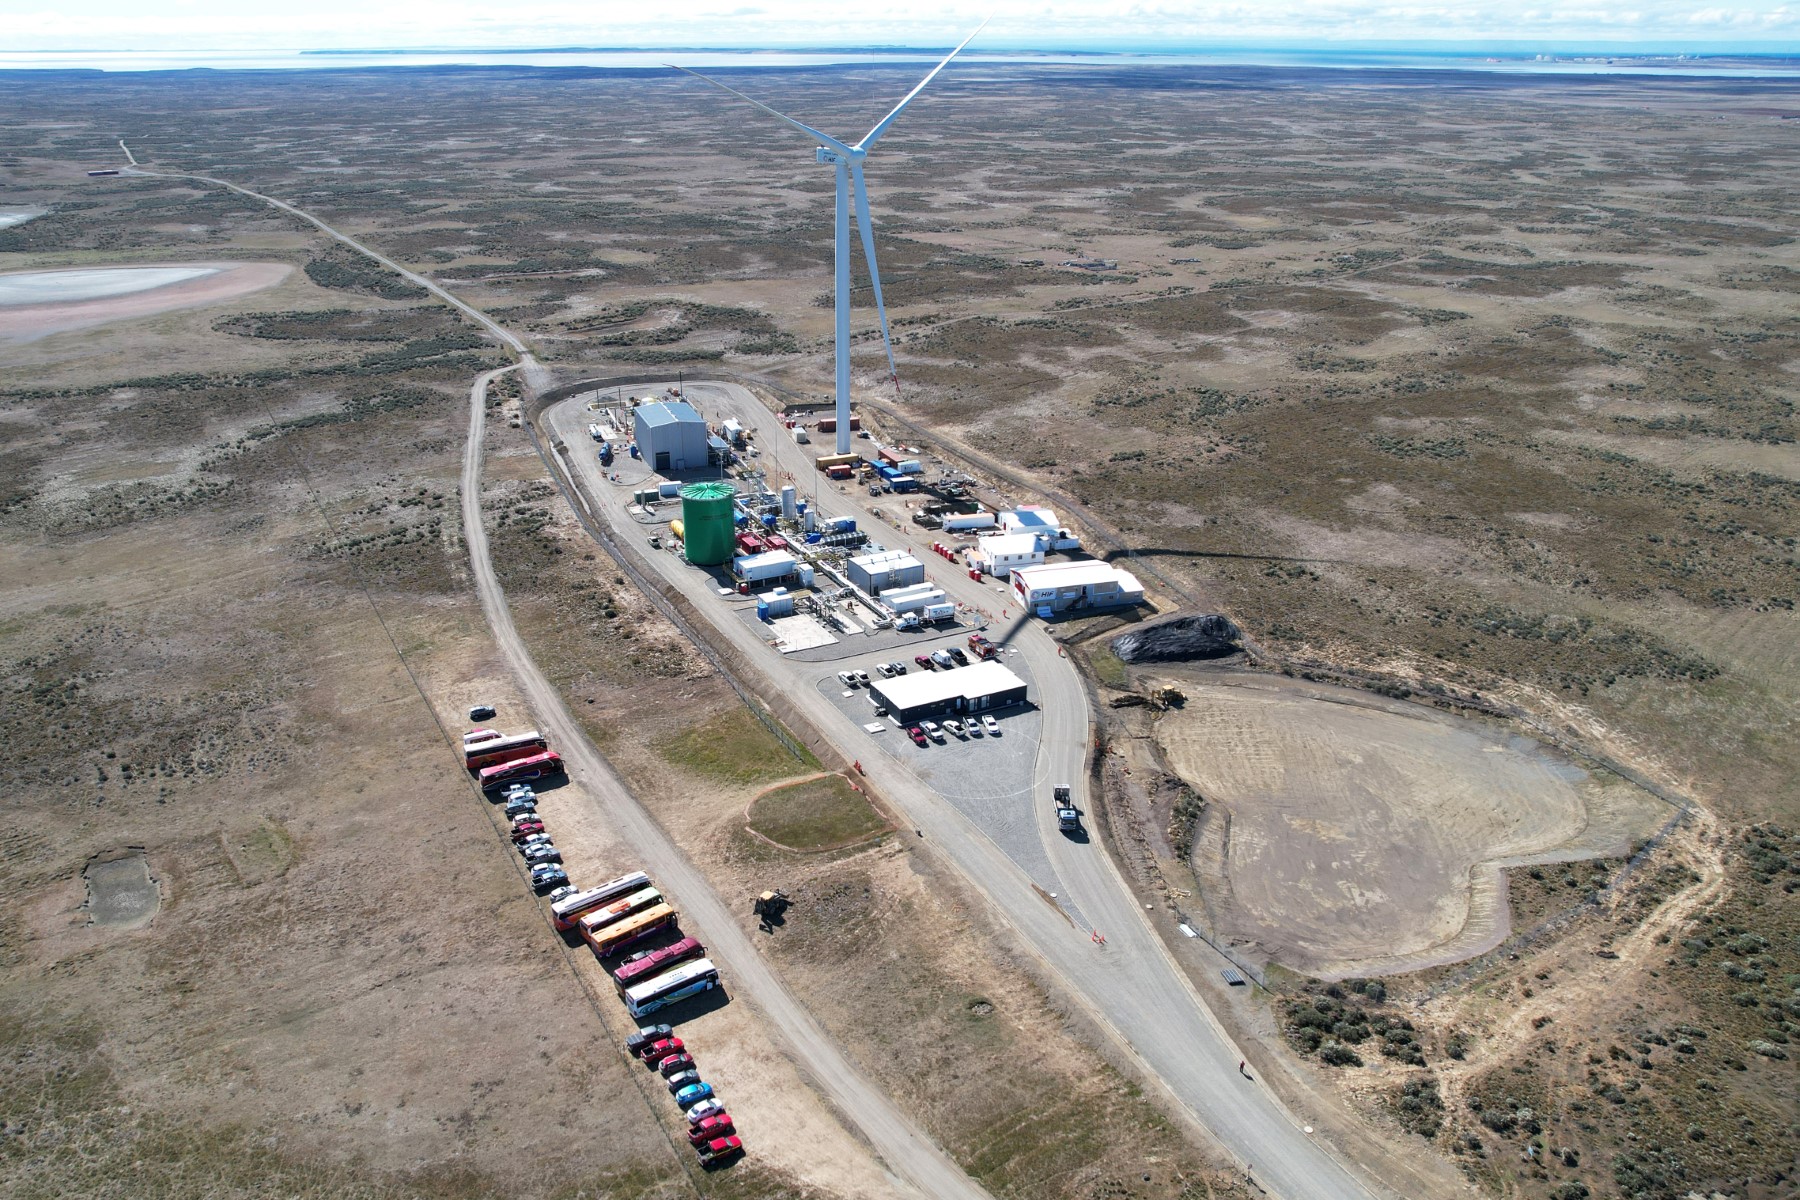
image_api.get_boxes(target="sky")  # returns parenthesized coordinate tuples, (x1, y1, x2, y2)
(8, 1, 1800, 52)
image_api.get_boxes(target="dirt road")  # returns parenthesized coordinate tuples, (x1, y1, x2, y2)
(546, 384, 1407, 1200)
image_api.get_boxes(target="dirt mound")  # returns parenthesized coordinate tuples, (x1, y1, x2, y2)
(1111, 613, 1240, 663)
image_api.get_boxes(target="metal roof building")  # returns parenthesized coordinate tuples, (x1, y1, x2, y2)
(633, 400, 710, 473)
(1010, 561, 1144, 614)
(869, 660, 1028, 724)
(846, 549, 924, 595)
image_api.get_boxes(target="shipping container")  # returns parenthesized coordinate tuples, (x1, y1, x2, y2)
(923, 603, 957, 622)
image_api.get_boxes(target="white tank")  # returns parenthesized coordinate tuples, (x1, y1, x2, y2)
(780, 485, 798, 521)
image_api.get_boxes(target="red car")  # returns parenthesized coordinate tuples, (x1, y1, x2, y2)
(697, 1135, 744, 1166)
(914, 653, 935, 669)
(687, 1114, 734, 1147)
(510, 819, 546, 842)
(658, 1052, 696, 1078)
(638, 1037, 684, 1064)
(907, 727, 928, 746)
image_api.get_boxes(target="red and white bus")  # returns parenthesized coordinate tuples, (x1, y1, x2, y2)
(466, 730, 547, 772)
(550, 871, 652, 931)
(478, 750, 562, 790)
(613, 935, 704, 989)
(463, 728, 502, 747)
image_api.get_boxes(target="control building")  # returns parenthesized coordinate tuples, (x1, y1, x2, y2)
(1010, 561, 1145, 614)
(633, 400, 710, 473)
(869, 660, 1029, 724)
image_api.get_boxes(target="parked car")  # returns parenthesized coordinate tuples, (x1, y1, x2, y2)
(930, 650, 955, 669)
(887, 660, 907, 674)
(914, 654, 934, 670)
(920, 720, 944, 743)
(908, 727, 928, 747)
(854, 669, 871, 686)
(516, 831, 553, 849)
(982, 715, 1001, 734)
(685, 1097, 727, 1125)
(468, 703, 497, 721)
(639, 1037, 684, 1064)
(625, 1025, 673, 1054)
(688, 1114, 735, 1146)
(666, 1069, 702, 1094)
(658, 1052, 696, 1078)
(521, 843, 562, 865)
(948, 648, 970, 666)
(511, 820, 546, 841)
(836, 670, 859, 689)
(942, 718, 966, 737)
(675, 1083, 716, 1110)
(697, 1135, 744, 1166)
(529, 864, 567, 891)
(875, 662, 897, 678)
(504, 794, 538, 819)
(545, 885, 577, 905)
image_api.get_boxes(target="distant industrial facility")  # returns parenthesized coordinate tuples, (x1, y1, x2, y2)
(868, 660, 1029, 723)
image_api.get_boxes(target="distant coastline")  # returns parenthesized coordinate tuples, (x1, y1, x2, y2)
(1, 45, 1797, 77)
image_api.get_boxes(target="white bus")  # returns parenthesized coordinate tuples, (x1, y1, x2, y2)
(624, 958, 720, 1019)
(551, 871, 652, 931)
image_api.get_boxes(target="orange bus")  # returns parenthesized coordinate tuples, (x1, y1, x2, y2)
(592, 904, 679, 960)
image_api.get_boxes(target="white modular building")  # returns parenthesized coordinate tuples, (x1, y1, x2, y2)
(633, 400, 711, 473)
(1010, 561, 1144, 614)
(846, 549, 925, 595)
(879, 582, 949, 614)
(1000, 505, 1081, 551)
(734, 549, 800, 583)
(972, 532, 1045, 579)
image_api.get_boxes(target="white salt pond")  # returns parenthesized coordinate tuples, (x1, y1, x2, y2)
(0, 266, 220, 307)
(0, 209, 43, 229)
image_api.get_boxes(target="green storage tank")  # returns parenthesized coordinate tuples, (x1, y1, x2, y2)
(680, 481, 736, 566)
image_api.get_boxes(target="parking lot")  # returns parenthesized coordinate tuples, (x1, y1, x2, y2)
(813, 642, 1079, 920)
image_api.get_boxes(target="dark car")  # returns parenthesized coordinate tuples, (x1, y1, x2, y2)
(529, 864, 568, 891)
(948, 648, 969, 666)
(468, 703, 497, 721)
(504, 794, 539, 819)
(666, 1069, 702, 1095)
(624, 1024, 673, 1054)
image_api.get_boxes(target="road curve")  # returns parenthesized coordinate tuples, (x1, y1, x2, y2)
(115, 151, 995, 1200)
(544, 383, 1391, 1200)
(459, 372, 993, 1200)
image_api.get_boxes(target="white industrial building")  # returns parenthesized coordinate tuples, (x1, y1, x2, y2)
(1010, 561, 1144, 614)
(869, 660, 1029, 723)
(735, 549, 799, 584)
(633, 400, 711, 473)
(879, 582, 948, 613)
(847, 549, 925, 595)
(1000, 505, 1081, 551)
(971, 532, 1044, 578)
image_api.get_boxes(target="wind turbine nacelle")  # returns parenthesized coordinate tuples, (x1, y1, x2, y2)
(815, 147, 839, 165)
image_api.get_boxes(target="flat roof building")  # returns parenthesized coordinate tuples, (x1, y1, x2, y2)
(846, 549, 925, 595)
(869, 660, 1028, 724)
(972, 532, 1044, 578)
(633, 400, 710, 473)
(1010, 561, 1144, 614)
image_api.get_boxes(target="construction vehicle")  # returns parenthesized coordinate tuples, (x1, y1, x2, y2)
(1053, 787, 1080, 833)
(752, 890, 789, 925)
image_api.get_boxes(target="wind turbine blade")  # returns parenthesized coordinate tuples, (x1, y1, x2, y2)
(666, 64, 858, 157)
(850, 161, 899, 385)
(855, 16, 991, 151)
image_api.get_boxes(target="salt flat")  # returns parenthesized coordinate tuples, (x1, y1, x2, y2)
(0, 266, 218, 307)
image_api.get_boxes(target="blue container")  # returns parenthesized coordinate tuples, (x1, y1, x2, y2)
(830, 517, 857, 533)
(628, 444, 640, 459)
(804, 532, 823, 544)
(761, 514, 777, 529)
(734, 513, 749, 527)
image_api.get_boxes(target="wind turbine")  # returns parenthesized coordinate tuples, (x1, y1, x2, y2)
(671, 21, 988, 456)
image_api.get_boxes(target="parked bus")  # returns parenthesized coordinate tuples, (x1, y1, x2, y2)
(463, 728, 502, 747)
(465, 730, 546, 772)
(623, 958, 719, 1019)
(592, 905, 680, 960)
(612, 935, 703, 989)
(478, 750, 562, 790)
(575, 887, 664, 945)
(550, 871, 652, 931)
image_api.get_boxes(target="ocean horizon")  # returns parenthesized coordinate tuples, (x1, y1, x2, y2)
(2, 44, 1798, 77)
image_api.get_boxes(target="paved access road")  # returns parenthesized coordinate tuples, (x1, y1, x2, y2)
(548, 385, 1390, 1200)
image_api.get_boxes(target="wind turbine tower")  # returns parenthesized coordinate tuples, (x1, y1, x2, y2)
(671, 21, 988, 456)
